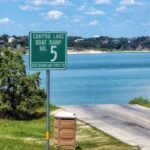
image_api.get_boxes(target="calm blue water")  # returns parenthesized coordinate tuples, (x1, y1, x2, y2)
(24, 52, 150, 105)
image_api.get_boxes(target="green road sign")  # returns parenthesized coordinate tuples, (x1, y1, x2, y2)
(29, 31, 67, 70)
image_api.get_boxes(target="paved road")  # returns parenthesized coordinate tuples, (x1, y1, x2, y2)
(61, 104, 150, 150)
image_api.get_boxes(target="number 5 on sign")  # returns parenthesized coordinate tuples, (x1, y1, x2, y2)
(50, 46, 57, 62)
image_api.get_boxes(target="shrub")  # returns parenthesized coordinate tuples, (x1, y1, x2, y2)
(0, 49, 46, 120)
(129, 97, 150, 107)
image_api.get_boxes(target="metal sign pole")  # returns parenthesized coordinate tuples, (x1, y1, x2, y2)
(29, 32, 67, 150)
(46, 70, 50, 150)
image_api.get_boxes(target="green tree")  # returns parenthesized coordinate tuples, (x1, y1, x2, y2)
(0, 34, 9, 42)
(0, 49, 46, 120)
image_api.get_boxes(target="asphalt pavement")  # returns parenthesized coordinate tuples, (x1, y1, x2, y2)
(61, 104, 150, 150)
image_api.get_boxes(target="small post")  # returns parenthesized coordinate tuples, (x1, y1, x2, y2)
(46, 70, 50, 150)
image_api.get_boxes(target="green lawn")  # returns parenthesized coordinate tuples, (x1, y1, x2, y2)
(0, 108, 140, 150)
(76, 121, 140, 150)
(0, 138, 45, 150)
(0, 117, 53, 150)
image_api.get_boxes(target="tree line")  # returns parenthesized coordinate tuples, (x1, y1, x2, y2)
(0, 34, 150, 51)
(68, 36, 150, 51)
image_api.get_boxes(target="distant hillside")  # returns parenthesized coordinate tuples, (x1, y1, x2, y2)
(0, 34, 150, 51)
(68, 36, 150, 51)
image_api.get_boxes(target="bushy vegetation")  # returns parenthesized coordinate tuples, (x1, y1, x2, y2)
(0, 34, 28, 49)
(129, 97, 150, 108)
(68, 36, 150, 51)
(0, 34, 150, 51)
(0, 49, 46, 120)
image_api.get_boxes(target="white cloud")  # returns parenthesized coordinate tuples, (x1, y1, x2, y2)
(46, 10, 63, 20)
(30, 0, 66, 6)
(73, 18, 80, 22)
(0, 0, 22, 2)
(95, 0, 110, 4)
(78, 5, 105, 16)
(116, 6, 126, 11)
(88, 20, 100, 26)
(78, 5, 86, 11)
(30, 0, 43, 5)
(20, 5, 41, 11)
(52, 0, 65, 5)
(93, 35, 100, 38)
(116, 0, 143, 12)
(78, 5, 104, 25)
(141, 22, 150, 26)
(85, 10, 105, 15)
(29, 23, 39, 27)
(17, 24, 22, 27)
(120, 0, 141, 6)
(0, 17, 12, 25)
(0, 0, 65, 4)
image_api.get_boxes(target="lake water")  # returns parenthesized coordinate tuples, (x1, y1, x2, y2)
(24, 52, 150, 105)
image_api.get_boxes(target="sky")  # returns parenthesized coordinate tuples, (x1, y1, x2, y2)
(0, 0, 149, 37)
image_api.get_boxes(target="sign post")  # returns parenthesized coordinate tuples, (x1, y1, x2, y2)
(46, 70, 50, 150)
(29, 31, 67, 150)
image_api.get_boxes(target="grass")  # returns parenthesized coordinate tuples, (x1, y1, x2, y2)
(0, 106, 140, 150)
(76, 121, 140, 150)
(0, 117, 52, 150)
(129, 97, 150, 108)
(0, 138, 44, 150)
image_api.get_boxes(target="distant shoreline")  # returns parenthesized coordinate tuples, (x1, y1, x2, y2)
(68, 49, 150, 55)
(68, 50, 106, 54)
(25, 49, 150, 55)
